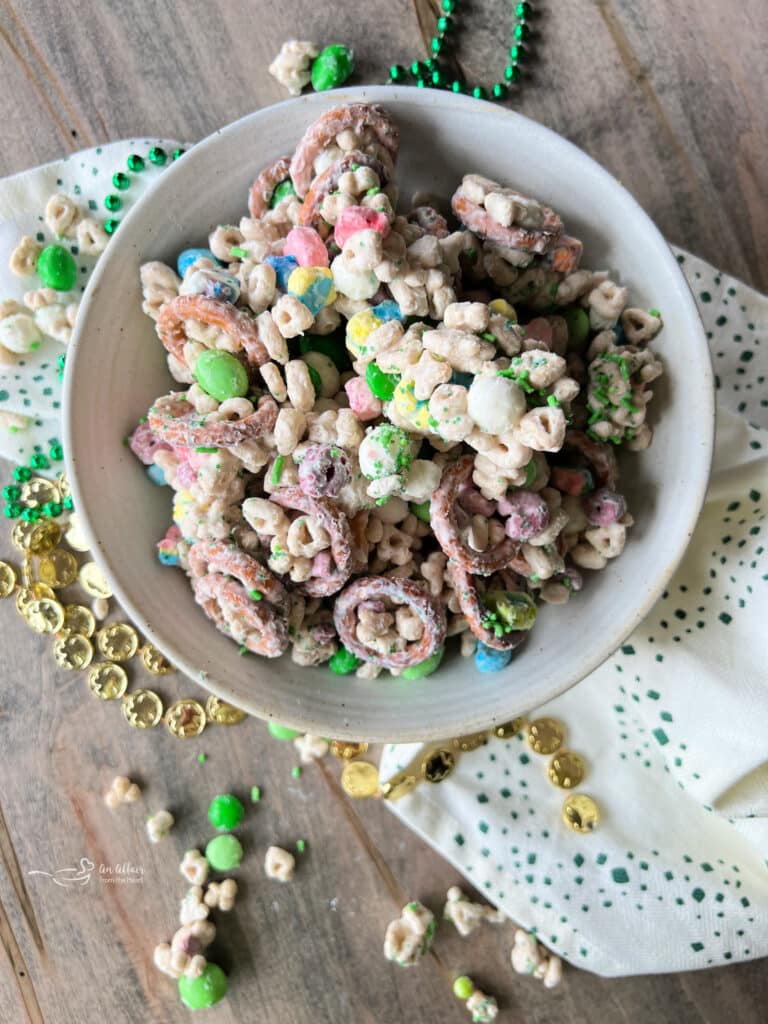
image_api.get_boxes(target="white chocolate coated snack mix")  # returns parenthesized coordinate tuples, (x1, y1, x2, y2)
(132, 103, 664, 680)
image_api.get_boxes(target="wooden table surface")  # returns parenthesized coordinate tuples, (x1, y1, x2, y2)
(0, 2, 766, 1023)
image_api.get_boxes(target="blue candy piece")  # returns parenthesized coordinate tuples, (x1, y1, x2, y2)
(371, 299, 403, 323)
(451, 370, 474, 388)
(157, 548, 179, 566)
(474, 642, 513, 673)
(265, 254, 299, 291)
(146, 464, 166, 487)
(177, 248, 218, 277)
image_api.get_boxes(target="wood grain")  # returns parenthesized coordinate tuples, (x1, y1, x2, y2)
(0, 1, 767, 1021)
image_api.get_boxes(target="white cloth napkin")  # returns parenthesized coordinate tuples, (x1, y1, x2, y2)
(1, 144, 765, 978)
(382, 252, 768, 976)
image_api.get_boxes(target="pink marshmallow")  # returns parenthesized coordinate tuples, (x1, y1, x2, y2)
(334, 206, 390, 249)
(175, 461, 198, 489)
(344, 376, 382, 421)
(284, 226, 329, 268)
(311, 550, 333, 577)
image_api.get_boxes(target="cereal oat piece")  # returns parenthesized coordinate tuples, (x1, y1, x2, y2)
(153, 942, 207, 980)
(269, 40, 319, 96)
(179, 886, 210, 926)
(204, 879, 238, 911)
(383, 900, 436, 967)
(180, 849, 210, 887)
(443, 885, 505, 937)
(265, 845, 296, 882)
(146, 809, 175, 843)
(104, 775, 141, 809)
(510, 928, 563, 989)
(294, 733, 330, 763)
(466, 989, 499, 1022)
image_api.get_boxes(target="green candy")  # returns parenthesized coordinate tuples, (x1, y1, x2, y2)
(194, 350, 249, 402)
(205, 834, 243, 872)
(305, 362, 323, 398)
(267, 722, 301, 740)
(37, 244, 77, 291)
(178, 963, 228, 1010)
(299, 334, 349, 372)
(311, 44, 354, 92)
(410, 500, 431, 523)
(563, 307, 590, 350)
(270, 179, 296, 207)
(328, 647, 360, 675)
(453, 976, 475, 1000)
(402, 646, 445, 680)
(365, 361, 400, 401)
(484, 590, 537, 631)
(208, 793, 245, 831)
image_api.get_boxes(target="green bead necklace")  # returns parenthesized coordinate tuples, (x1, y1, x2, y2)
(388, 0, 534, 100)
(101, 145, 185, 234)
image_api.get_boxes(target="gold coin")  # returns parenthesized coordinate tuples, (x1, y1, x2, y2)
(12, 519, 39, 550)
(57, 472, 70, 500)
(547, 751, 586, 789)
(122, 689, 163, 728)
(64, 515, 90, 553)
(63, 604, 96, 637)
(341, 760, 380, 799)
(96, 623, 138, 662)
(0, 561, 16, 599)
(28, 520, 62, 555)
(330, 740, 369, 760)
(452, 731, 488, 753)
(495, 717, 527, 739)
(165, 698, 207, 739)
(25, 598, 65, 634)
(140, 644, 174, 676)
(380, 775, 417, 802)
(562, 793, 600, 834)
(15, 582, 56, 614)
(88, 662, 128, 700)
(78, 562, 112, 599)
(20, 477, 60, 507)
(205, 695, 246, 725)
(421, 748, 455, 783)
(527, 717, 565, 755)
(39, 549, 79, 588)
(53, 633, 93, 671)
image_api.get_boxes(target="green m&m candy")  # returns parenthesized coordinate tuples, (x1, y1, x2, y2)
(194, 350, 249, 402)
(365, 361, 400, 401)
(37, 244, 77, 291)
(410, 501, 431, 523)
(328, 646, 360, 675)
(208, 793, 245, 831)
(270, 179, 296, 208)
(205, 834, 243, 872)
(311, 44, 354, 92)
(178, 963, 228, 1009)
(453, 976, 475, 1000)
(267, 722, 301, 741)
(402, 646, 445, 680)
(563, 306, 590, 350)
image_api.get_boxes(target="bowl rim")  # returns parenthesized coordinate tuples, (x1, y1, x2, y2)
(63, 85, 715, 741)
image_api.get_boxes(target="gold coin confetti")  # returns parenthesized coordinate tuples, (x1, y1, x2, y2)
(57, 472, 71, 500)
(562, 793, 600, 834)
(527, 717, 565, 755)
(341, 760, 380, 799)
(330, 740, 369, 760)
(53, 633, 93, 671)
(421, 748, 455, 783)
(97, 622, 139, 662)
(495, 717, 527, 739)
(63, 604, 96, 637)
(20, 477, 60, 507)
(24, 598, 65, 634)
(0, 561, 16, 599)
(122, 689, 163, 728)
(165, 698, 207, 739)
(452, 731, 488, 753)
(78, 562, 112, 599)
(380, 775, 417, 802)
(16, 582, 56, 615)
(12, 519, 39, 551)
(28, 520, 62, 555)
(64, 514, 90, 552)
(547, 751, 586, 789)
(140, 643, 173, 676)
(39, 549, 78, 589)
(88, 662, 128, 700)
(205, 695, 246, 725)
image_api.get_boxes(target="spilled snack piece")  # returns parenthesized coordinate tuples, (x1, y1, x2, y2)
(132, 102, 664, 680)
(383, 900, 436, 967)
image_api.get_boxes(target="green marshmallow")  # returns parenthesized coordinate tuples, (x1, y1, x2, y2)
(208, 793, 245, 831)
(563, 306, 590, 351)
(328, 647, 360, 675)
(311, 44, 355, 92)
(178, 963, 228, 1009)
(402, 646, 445, 680)
(205, 834, 243, 872)
(37, 244, 77, 291)
(484, 590, 537, 631)
(365, 361, 400, 401)
(194, 350, 249, 402)
(267, 722, 301, 741)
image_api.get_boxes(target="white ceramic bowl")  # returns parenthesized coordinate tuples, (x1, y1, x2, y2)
(64, 86, 713, 741)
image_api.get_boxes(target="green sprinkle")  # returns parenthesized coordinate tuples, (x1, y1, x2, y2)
(195, 446, 218, 453)
(350, 163, 359, 171)
(197, 753, 207, 763)
(238, 645, 248, 656)
(296, 839, 307, 853)
(481, 331, 496, 342)
(249, 589, 263, 601)
(547, 394, 561, 408)
(648, 308, 661, 318)
(250, 786, 261, 803)
(291, 765, 302, 779)
(230, 246, 249, 259)
(271, 455, 285, 484)
(366, 186, 381, 196)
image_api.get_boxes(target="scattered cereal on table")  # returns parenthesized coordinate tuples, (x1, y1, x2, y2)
(443, 885, 505, 937)
(146, 809, 175, 843)
(264, 845, 295, 882)
(383, 900, 436, 967)
(104, 775, 141, 809)
(510, 928, 563, 988)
